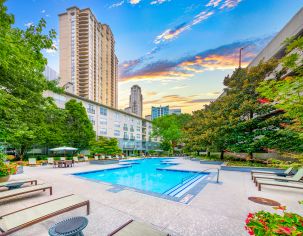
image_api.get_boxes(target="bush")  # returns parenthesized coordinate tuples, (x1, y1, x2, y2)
(0, 162, 18, 177)
(245, 202, 303, 235)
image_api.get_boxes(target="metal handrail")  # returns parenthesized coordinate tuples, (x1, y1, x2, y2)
(199, 168, 220, 183)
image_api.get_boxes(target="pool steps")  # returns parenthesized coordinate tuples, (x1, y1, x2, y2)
(163, 174, 206, 197)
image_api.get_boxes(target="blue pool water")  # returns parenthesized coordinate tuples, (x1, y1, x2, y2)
(74, 158, 206, 194)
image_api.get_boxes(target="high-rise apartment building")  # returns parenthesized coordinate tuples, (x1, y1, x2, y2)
(58, 7, 118, 108)
(151, 105, 169, 120)
(124, 85, 143, 117)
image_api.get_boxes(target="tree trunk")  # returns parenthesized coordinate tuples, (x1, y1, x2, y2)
(220, 150, 224, 160)
(248, 152, 253, 160)
(207, 149, 210, 157)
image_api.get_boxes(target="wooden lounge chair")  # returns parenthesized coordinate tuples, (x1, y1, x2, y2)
(0, 184, 52, 201)
(108, 220, 169, 236)
(0, 179, 37, 190)
(251, 167, 293, 180)
(257, 179, 303, 191)
(0, 194, 89, 236)
(28, 158, 37, 166)
(254, 168, 303, 185)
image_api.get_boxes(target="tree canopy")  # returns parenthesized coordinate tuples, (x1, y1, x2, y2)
(90, 136, 121, 156)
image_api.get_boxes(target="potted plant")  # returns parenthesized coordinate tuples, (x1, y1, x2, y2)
(0, 161, 18, 182)
(245, 201, 303, 235)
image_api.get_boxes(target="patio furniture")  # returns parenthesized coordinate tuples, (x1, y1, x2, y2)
(84, 156, 89, 162)
(94, 156, 99, 160)
(0, 184, 52, 201)
(257, 179, 303, 191)
(48, 158, 54, 165)
(254, 168, 303, 185)
(54, 160, 74, 168)
(48, 216, 88, 236)
(108, 220, 169, 236)
(60, 157, 66, 161)
(0, 179, 37, 190)
(73, 157, 79, 163)
(0, 194, 89, 236)
(28, 158, 37, 166)
(251, 167, 293, 180)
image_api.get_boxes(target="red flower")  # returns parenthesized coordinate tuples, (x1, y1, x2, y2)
(273, 205, 286, 211)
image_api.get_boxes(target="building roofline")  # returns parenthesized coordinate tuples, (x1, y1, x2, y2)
(64, 92, 151, 122)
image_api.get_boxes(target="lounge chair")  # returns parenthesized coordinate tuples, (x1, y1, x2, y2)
(254, 168, 303, 185)
(108, 220, 169, 236)
(251, 167, 293, 180)
(94, 156, 99, 160)
(0, 194, 89, 235)
(60, 157, 66, 161)
(47, 158, 54, 165)
(257, 179, 303, 191)
(0, 179, 37, 190)
(101, 155, 105, 159)
(28, 158, 37, 166)
(84, 156, 89, 162)
(73, 156, 79, 163)
(0, 184, 52, 201)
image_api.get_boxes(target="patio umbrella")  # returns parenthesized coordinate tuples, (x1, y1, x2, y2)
(49, 147, 78, 152)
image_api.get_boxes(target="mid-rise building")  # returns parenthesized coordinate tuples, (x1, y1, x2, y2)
(169, 108, 181, 115)
(125, 85, 143, 117)
(58, 7, 118, 108)
(43, 66, 59, 81)
(44, 91, 159, 155)
(151, 105, 169, 120)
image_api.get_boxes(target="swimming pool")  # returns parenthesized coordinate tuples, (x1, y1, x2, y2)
(74, 158, 208, 196)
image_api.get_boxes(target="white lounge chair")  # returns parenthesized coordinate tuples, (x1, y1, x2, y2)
(47, 158, 54, 165)
(257, 179, 303, 191)
(251, 167, 293, 180)
(94, 156, 99, 160)
(60, 157, 66, 161)
(84, 156, 89, 162)
(73, 156, 79, 163)
(254, 168, 303, 185)
(28, 158, 37, 166)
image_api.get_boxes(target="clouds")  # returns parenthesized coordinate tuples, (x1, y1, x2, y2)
(109, 0, 125, 8)
(119, 36, 272, 83)
(150, 0, 171, 5)
(206, 0, 242, 9)
(154, 11, 214, 44)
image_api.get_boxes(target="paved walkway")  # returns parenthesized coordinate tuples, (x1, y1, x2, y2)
(0, 158, 302, 236)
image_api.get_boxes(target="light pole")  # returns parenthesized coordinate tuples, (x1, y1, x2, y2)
(239, 47, 244, 68)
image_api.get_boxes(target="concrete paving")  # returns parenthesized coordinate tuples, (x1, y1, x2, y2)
(0, 158, 302, 236)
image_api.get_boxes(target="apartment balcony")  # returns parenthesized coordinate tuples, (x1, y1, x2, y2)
(123, 135, 129, 140)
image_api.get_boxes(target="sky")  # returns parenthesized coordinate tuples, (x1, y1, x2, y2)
(5, 0, 303, 116)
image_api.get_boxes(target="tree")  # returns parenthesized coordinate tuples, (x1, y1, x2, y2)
(0, 0, 56, 160)
(90, 136, 121, 156)
(152, 114, 191, 153)
(64, 99, 95, 150)
(258, 36, 303, 138)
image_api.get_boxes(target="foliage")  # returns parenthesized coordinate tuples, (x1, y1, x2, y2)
(258, 37, 303, 139)
(152, 114, 191, 152)
(90, 136, 121, 156)
(65, 100, 96, 150)
(0, 151, 17, 176)
(0, 0, 57, 160)
(245, 203, 303, 236)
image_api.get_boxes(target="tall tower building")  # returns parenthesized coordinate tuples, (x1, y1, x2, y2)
(58, 6, 118, 108)
(127, 85, 143, 117)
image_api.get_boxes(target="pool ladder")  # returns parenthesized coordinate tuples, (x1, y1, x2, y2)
(199, 168, 220, 183)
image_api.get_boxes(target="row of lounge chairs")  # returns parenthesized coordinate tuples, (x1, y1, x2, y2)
(0, 179, 169, 235)
(251, 167, 303, 191)
(28, 156, 90, 166)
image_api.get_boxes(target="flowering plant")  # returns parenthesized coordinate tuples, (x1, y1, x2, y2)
(0, 162, 18, 177)
(245, 202, 303, 235)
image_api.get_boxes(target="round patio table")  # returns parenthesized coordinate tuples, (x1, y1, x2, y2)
(48, 216, 88, 236)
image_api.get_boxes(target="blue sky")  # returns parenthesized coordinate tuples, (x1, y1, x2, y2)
(6, 0, 303, 115)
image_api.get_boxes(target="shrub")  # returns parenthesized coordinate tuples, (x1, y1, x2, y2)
(245, 202, 303, 235)
(0, 162, 18, 177)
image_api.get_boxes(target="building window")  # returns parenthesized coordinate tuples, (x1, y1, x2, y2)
(87, 104, 95, 114)
(88, 115, 95, 125)
(100, 118, 107, 125)
(123, 132, 129, 140)
(114, 121, 120, 128)
(114, 130, 120, 137)
(99, 128, 107, 135)
(100, 107, 107, 116)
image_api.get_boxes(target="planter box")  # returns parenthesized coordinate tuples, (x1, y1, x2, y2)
(89, 160, 119, 165)
(200, 160, 224, 165)
(221, 165, 284, 173)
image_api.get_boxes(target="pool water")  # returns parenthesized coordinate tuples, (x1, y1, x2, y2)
(74, 158, 206, 194)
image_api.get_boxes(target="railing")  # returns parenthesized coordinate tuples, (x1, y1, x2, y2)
(199, 168, 220, 183)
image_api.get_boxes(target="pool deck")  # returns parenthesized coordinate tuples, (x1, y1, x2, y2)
(1, 158, 302, 236)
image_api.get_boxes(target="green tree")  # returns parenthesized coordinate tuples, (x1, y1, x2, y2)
(65, 99, 95, 150)
(90, 136, 121, 156)
(152, 114, 191, 153)
(0, 0, 56, 159)
(258, 36, 303, 137)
